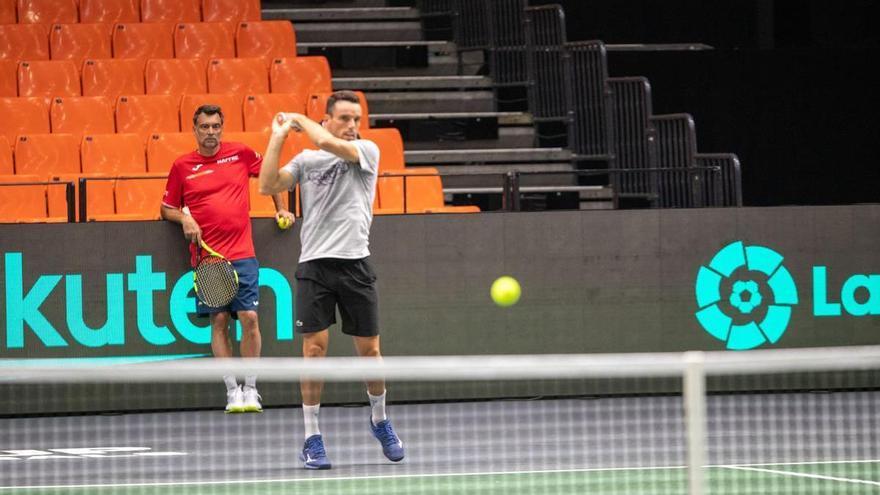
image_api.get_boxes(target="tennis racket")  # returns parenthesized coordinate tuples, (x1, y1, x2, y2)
(193, 241, 239, 308)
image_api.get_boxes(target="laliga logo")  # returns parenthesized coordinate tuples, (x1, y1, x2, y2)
(694, 241, 798, 350)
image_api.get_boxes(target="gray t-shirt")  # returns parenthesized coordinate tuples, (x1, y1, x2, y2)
(281, 139, 379, 263)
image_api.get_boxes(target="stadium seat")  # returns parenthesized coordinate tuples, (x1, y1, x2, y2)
(81, 133, 147, 174)
(207, 57, 268, 94)
(17, 0, 78, 24)
(49, 23, 113, 66)
(145, 58, 207, 95)
(269, 56, 331, 97)
(202, 0, 260, 23)
(0, 59, 18, 97)
(47, 172, 115, 221)
(111, 22, 175, 61)
(307, 90, 369, 128)
(17, 59, 80, 98)
(173, 22, 236, 60)
(361, 127, 405, 214)
(79, 0, 140, 24)
(236, 21, 297, 66)
(146, 132, 196, 173)
(0, 96, 50, 144)
(113, 174, 167, 220)
(115, 94, 181, 142)
(179, 93, 243, 132)
(140, 0, 200, 24)
(0, 136, 12, 174)
(0, 0, 15, 23)
(81, 58, 146, 97)
(14, 133, 81, 176)
(0, 23, 50, 61)
(49, 96, 115, 137)
(0, 174, 50, 223)
(243, 93, 307, 132)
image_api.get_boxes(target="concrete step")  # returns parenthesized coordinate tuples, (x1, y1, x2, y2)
(405, 147, 572, 164)
(262, 0, 389, 8)
(365, 90, 495, 114)
(402, 126, 536, 150)
(263, 7, 419, 21)
(424, 162, 577, 189)
(293, 21, 423, 43)
(334, 76, 493, 91)
(297, 40, 454, 53)
(372, 111, 532, 125)
(330, 49, 483, 78)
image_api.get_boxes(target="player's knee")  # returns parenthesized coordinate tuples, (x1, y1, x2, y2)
(303, 340, 327, 358)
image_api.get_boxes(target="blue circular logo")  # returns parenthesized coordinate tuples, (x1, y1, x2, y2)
(694, 241, 799, 350)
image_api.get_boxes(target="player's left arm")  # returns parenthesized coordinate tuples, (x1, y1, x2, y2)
(286, 113, 361, 163)
(245, 144, 294, 222)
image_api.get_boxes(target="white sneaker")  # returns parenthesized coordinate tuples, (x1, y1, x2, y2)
(242, 386, 263, 413)
(225, 386, 245, 413)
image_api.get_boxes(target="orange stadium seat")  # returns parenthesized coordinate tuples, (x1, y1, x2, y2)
(0, 136, 12, 174)
(79, 0, 140, 24)
(115, 94, 181, 142)
(361, 127, 405, 214)
(47, 172, 115, 220)
(207, 57, 269, 94)
(145, 58, 207, 96)
(81, 58, 145, 97)
(0, 0, 16, 23)
(0, 96, 50, 144)
(81, 133, 147, 174)
(269, 56, 331, 97)
(243, 93, 308, 132)
(140, 0, 200, 24)
(248, 177, 289, 218)
(173, 22, 235, 60)
(0, 175, 49, 222)
(113, 174, 167, 219)
(14, 133, 81, 176)
(0, 23, 50, 61)
(146, 132, 196, 173)
(111, 22, 175, 61)
(49, 23, 113, 66)
(236, 21, 297, 65)
(307, 90, 369, 128)
(17, 0, 78, 24)
(202, 0, 260, 23)
(0, 59, 18, 97)
(17, 59, 80, 98)
(179, 93, 243, 131)
(49, 96, 115, 137)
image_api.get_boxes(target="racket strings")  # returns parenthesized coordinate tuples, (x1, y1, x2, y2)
(194, 257, 238, 307)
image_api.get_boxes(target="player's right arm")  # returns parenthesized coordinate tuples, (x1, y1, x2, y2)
(259, 114, 297, 195)
(160, 163, 202, 245)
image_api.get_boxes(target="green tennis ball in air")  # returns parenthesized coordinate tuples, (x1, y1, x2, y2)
(490, 276, 521, 307)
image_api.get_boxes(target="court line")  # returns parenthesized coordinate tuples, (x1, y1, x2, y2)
(2, 459, 878, 491)
(722, 465, 880, 487)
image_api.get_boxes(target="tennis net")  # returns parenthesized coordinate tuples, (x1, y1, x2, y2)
(1, 346, 879, 494)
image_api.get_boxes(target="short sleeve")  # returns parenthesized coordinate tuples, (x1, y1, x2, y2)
(280, 154, 303, 191)
(242, 145, 263, 177)
(354, 139, 380, 175)
(162, 162, 184, 209)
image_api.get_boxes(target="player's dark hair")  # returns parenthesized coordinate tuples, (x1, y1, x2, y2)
(326, 90, 360, 115)
(193, 104, 224, 125)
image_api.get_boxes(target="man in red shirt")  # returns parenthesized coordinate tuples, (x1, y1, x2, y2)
(160, 104, 294, 413)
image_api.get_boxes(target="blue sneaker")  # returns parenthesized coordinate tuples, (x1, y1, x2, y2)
(370, 418, 404, 462)
(300, 434, 331, 470)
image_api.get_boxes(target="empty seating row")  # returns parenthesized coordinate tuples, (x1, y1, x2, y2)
(2, 0, 260, 25)
(1, 56, 329, 100)
(0, 90, 365, 144)
(0, 21, 295, 65)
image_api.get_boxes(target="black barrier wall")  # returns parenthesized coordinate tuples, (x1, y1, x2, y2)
(1, 207, 879, 412)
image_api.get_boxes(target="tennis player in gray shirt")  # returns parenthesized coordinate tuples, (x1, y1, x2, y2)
(258, 90, 404, 470)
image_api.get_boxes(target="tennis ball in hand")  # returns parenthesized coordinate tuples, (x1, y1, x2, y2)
(490, 276, 521, 307)
(277, 216, 292, 230)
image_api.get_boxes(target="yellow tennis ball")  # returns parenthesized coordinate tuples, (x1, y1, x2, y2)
(490, 276, 521, 307)
(277, 216, 292, 230)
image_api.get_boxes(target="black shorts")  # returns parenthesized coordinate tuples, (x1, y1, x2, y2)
(294, 257, 379, 337)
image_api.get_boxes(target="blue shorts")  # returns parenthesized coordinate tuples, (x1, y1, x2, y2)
(196, 257, 260, 318)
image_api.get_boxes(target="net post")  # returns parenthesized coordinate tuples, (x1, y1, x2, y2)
(683, 351, 707, 495)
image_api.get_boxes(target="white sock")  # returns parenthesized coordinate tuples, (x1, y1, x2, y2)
(368, 391, 387, 426)
(303, 404, 321, 439)
(244, 375, 257, 390)
(223, 375, 238, 392)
